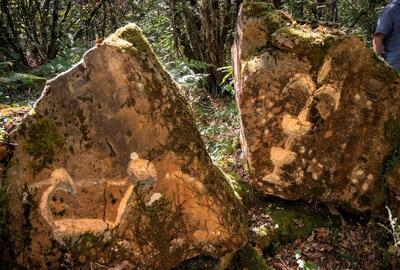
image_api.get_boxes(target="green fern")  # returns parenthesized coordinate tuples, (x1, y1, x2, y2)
(0, 73, 45, 90)
(218, 65, 235, 95)
(33, 45, 86, 78)
(0, 61, 13, 72)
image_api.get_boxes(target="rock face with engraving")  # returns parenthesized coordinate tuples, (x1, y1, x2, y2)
(232, 1, 400, 212)
(6, 24, 245, 268)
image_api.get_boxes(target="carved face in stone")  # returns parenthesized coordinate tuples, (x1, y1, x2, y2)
(35, 154, 158, 243)
(234, 1, 399, 213)
(263, 74, 341, 189)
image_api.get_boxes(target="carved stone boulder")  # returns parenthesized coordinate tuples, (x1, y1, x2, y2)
(232, 1, 400, 212)
(5, 24, 246, 268)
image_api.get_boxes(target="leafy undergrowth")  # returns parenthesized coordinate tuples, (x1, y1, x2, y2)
(0, 105, 31, 142)
(32, 45, 87, 79)
(0, 72, 45, 106)
(0, 44, 87, 109)
(182, 86, 241, 171)
(0, 63, 45, 107)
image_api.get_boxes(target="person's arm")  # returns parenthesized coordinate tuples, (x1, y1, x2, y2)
(373, 33, 384, 56)
(373, 6, 393, 57)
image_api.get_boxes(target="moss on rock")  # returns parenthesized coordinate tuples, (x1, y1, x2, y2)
(103, 23, 156, 58)
(23, 118, 64, 171)
(271, 25, 342, 67)
(250, 202, 341, 249)
(267, 205, 339, 242)
(229, 244, 273, 270)
(242, 1, 291, 36)
(239, 1, 341, 66)
(242, 1, 274, 16)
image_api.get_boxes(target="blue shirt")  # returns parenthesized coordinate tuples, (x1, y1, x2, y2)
(375, 0, 400, 70)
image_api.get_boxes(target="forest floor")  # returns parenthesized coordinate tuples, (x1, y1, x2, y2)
(0, 85, 396, 269)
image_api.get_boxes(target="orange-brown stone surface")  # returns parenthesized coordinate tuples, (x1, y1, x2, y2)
(5, 24, 245, 269)
(232, 1, 400, 212)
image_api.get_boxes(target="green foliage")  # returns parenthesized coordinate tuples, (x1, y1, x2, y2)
(0, 62, 13, 71)
(166, 59, 209, 87)
(224, 172, 248, 201)
(137, 8, 174, 62)
(0, 73, 45, 89)
(337, 0, 385, 43)
(218, 66, 235, 95)
(32, 45, 87, 78)
(184, 59, 213, 71)
(196, 100, 240, 167)
(0, 60, 45, 105)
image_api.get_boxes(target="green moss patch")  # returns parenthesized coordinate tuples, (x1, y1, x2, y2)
(250, 200, 341, 249)
(267, 204, 339, 242)
(229, 244, 273, 270)
(242, 1, 290, 35)
(272, 25, 339, 67)
(274, 26, 331, 47)
(242, 1, 275, 17)
(240, 1, 340, 66)
(104, 23, 156, 58)
(23, 118, 64, 171)
(118, 24, 153, 53)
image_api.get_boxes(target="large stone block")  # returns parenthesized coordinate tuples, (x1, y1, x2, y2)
(5, 24, 245, 268)
(232, 1, 400, 212)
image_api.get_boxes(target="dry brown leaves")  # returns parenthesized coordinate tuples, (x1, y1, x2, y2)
(266, 224, 385, 270)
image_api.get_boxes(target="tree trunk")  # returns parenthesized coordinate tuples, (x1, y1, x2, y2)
(166, 0, 239, 96)
(0, 0, 29, 66)
(47, 0, 60, 59)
